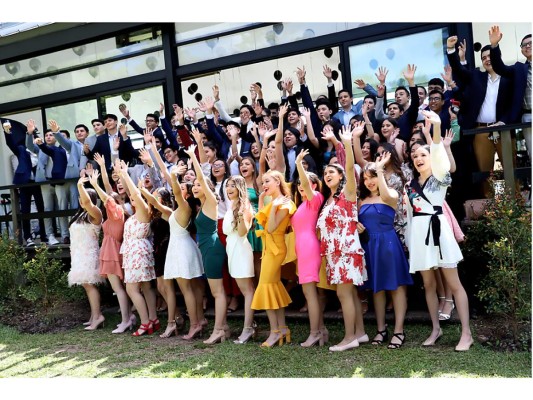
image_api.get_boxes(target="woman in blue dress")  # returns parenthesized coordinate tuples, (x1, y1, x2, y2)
(358, 152, 413, 349)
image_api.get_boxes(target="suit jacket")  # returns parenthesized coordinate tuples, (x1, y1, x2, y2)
(54, 132, 83, 179)
(4, 131, 33, 184)
(490, 44, 530, 123)
(85, 132, 138, 171)
(25, 133, 67, 182)
(375, 86, 420, 142)
(205, 115, 252, 160)
(129, 119, 168, 148)
(447, 50, 513, 129)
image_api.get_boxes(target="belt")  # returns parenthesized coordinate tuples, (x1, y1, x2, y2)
(476, 122, 496, 127)
(413, 206, 443, 258)
(523, 109, 531, 114)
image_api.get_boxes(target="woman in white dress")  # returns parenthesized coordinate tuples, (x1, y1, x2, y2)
(223, 175, 256, 344)
(68, 176, 105, 330)
(404, 110, 473, 351)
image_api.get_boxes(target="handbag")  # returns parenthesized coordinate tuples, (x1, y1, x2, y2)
(282, 224, 297, 265)
(463, 199, 489, 221)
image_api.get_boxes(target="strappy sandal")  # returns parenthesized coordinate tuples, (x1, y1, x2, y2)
(371, 328, 389, 345)
(387, 332, 406, 349)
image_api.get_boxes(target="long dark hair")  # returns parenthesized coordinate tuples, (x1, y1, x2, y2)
(363, 138, 379, 162)
(379, 143, 407, 187)
(293, 172, 321, 207)
(378, 117, 398, 143)
(359, 162, 378, 200)
(319, 163, 346, 212)
(239, 156, 260, 197)
(210, 158, 230, 202)
(181, 182, 200, 235)
(151, 187, 173, 220)
(69, 188, 99, 227)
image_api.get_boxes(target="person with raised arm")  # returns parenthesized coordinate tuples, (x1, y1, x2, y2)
(117, 160, 158, 336)
(68, 174, 105, 330)
(405, 110, 473, 351)
(185, 144, 229, 344)
(317, 126, 368, 352)
(357, 152, 413, 349)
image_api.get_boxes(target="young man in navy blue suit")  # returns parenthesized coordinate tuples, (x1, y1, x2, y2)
(2, 119, 46, 246)
(489, 26, 532, 157)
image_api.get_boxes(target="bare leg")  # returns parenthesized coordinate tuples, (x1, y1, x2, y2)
(389, 285, 408, 346)
(126, 282, 149, 324)
(372, 290, 387, 343)
(336, 283, 357, 345)
(252, 252, 261, 288)
(301, 282, 321, 345)
(205, 278, 227, 339)
(192, 278, 206, 324)
(108, 274, 130, 324)
(262, 309, 282, 346)
(83, 284, 104, 329)
(317, 288, 328, 340)
(352, 287, 366, 339)
(159, 279, 177, 337)
(140, 281, 157, 322)
(440, 268, 473, 351)
(419, 270, 442, 345)
(435, 269, 446, 312)
(235, 278, 255, 333)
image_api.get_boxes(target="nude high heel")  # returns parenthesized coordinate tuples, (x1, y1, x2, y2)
(203, 328, 226, 345)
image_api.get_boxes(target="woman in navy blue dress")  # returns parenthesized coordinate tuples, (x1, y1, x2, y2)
(358, 152, 413, 349)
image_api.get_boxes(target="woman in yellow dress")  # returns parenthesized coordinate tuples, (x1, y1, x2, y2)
(251, 170, 296, 347)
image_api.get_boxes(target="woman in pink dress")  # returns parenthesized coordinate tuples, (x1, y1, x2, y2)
(291, 149, 326, 347)
(117, 160, 158, 336)
(317, 125, 368, 352)
(89, 167, 133, 334)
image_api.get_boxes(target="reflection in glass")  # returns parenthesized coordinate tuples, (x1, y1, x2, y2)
(45, 99, 98, 134)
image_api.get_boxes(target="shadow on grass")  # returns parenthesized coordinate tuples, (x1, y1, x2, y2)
(0, 313, 531, 378)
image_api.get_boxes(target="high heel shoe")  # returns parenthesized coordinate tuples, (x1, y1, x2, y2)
(300, 331, 324, 347)
(150, 318, 161, 332)
(329, 337, 360, 352)
(371, 328, 389, 345)
(84, 316, 105, 331)
(182, 323, 203, 340)
(438, 296, 446, 314)
(422, 328, 443, 346)
(260, 330, 283, 348)
(132, 322, 153, 337)
(234, 327, 255, 344)
(160, 322, 177, 338)
(279, 326, 291, 344)
(455, 336, 474, 352)
(203, 328, 226, 344)
(439, 299, 455, 321)
(387, 332, 406, 350)
(112, 320, 133, 334)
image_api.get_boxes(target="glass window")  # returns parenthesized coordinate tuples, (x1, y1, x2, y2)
(45, 100, 98, 136)
(180, 47, 342, 115)
(102, 85, 165, 149)
(348, 27, 449, 101)
(0, 51, 165, 105)
(0, 26, 162, 85)
(175, 22, 260, 43)
(177, 22, 373, 66)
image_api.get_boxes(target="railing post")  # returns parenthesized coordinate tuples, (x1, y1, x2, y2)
(9, 187, 22, 245)
(500, 128, 515, 197)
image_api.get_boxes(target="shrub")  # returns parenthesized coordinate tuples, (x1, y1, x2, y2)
(0, 234, 27, 310)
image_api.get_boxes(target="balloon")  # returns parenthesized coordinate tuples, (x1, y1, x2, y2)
(331, 70, 339, 81)
(277, 81, 283, 91)
(240, 96, 248, 105)
(47, 66, 58, 80)
(146, 56, 158, 71)
(5, 62, 20, 76)
(273, 23, 284, 35)
(187, 86, 195, 95)
(265, 30, 276, 46)
(22, 75, 31, 88)
(72, 45, 86, 57)
(120, 117, 128, 125)
(88, 66, 99, 78)
(338, 63, 342, 70)
(386, 48, 395, 60)
(190, 83, 198, 93)
(121, 93, 131, 102)
(206, 38, 219, 49)
(324, 48, 333, 58)
(153, 111, 160, 118)
(194, 93, 203, 102)
(473, 42, 482, 52)
(255, 82, 262, 88)
(295, 91, 302, 100)
(369, 59, 378, 70)
(274, 70, 282, 81)
(29, 58, 41, 73)
(233, 109, 240, 117)
(303, 29, 315, 39)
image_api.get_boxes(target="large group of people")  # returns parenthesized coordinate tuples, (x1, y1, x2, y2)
(3, 27, 530, 352)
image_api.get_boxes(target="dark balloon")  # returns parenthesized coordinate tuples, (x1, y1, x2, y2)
(233, 109, 240, 117)
(187, 86, 195, 95)
(72, 45, 86, 57)
(195, 93, 203, 102)
(277, 81, 283, 91)
(331, 70, 339, 81)
(120, 118, 128, 125)
(190, 83, 198, 93)
(29, 58, 41, 73)
(22, 75, 31, 88)
(324, 48, 333, 58)
(255, 82, 262, 88)
(273, 23, 284, 35)
(121, 93, 131, 102)
(146, 56, 158, 71)
(240, 96, 248, 104)
(206, 38, 219, 49)
(295, 91, 302, 100)
(153, 111, 160, 118)
(274, 70, 282, 81)
(88, 66, 99, 78)
(47, 66, 58, 80)
(473, 42, 482, 52)
(5, 62, 20, 76)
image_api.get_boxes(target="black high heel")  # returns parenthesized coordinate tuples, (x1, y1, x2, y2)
(371, 328, 389, 345)
(387, 332, 406, 349)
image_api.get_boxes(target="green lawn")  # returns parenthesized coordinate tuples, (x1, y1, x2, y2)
(0, 313, 530, 379)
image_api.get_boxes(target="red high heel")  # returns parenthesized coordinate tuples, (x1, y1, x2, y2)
(132, 322, 153, 336)
(150, 318, 161, 332)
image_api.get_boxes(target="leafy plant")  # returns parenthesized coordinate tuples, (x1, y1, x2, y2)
(474, 186, 531, 340)
(0, 234, 27, 310)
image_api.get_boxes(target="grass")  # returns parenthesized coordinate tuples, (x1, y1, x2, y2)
(0, 312, 530, 379)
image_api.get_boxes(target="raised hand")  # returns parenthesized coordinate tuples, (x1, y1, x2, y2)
(377, 84, 385, 98)
(139, 148, 152, 165)
(184, 144, 197, 158)
(249, 85, 257, 102)
(339, 125, 353, 142)
(300, 107, 311, 121)
(83, 143, 90, 154)
(253, 101, 263, 117)
(447, 36, 458, 49)
(184, 107, 197, 120)
(190, 126, 203, 144)
(296, 66, 306, 85)
(113, 136, 120, 151)
(251, 82, 263, 98)
(458, 39, 467, 62)
(323, 65, 333, 80)
(173, 104, 184, 122)
(85, 162, 95, 176)
(78, 175, 89, 186)
(265, 151, 276, 170)
(350, 120, 365, 137)
(421, 109, 441, 125)
(296, 148, 309, 164)
(402, 64, 417, 85)
(159, 102, 165, 116)
(375, 66, 389, 85)
(119, 123, 127, 138)
(489, 25, 502, 47)
(88, 169, 100, 187)
(389, 128, 400, 143)
(212, 85, 220, 101)
(227, 124, 239, 140)
(375, 151, 391, 170)
(119, 103, 130, 119)
(441, 64, 453, 85)
(278, 103, 289, 118)
(257, 121, 268, 139)
(93, 153, 106, 168)
(26, 119, 36, 134)
(34, 137, 43, 145)
(354, 79, 366, 90)
(143, 127, 154, 145)
(321, 124, 335, 142)
(442, 129, 455, 148)
(48, 119, 60, 133)
(203, 96, 215, 112)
